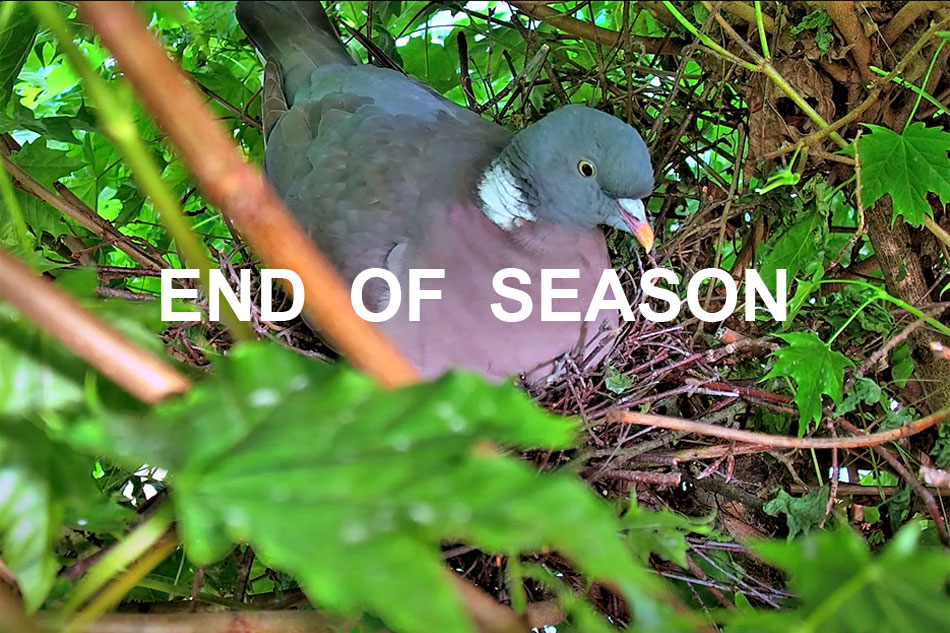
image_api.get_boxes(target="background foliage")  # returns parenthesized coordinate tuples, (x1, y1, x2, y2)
(0, 2, 949, 633)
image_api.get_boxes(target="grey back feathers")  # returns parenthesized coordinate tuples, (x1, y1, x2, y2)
(236, 1, 354, 101)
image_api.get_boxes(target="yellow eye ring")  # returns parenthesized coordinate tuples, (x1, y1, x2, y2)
(577, 159, 596, 178)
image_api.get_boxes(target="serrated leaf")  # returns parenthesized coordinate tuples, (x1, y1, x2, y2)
(763, 487, 828, 539)
(75, 343, 672, 633)
(0, 3, 37, 110)
(859, 123, 950, 226)
(764, 332, 853, 431)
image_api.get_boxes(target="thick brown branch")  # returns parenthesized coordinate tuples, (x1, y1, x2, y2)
(80, 1, 418, 389)
(882, 1, 940, 45)
(0, 246, 189, 403)
(825, 2, 875, 83)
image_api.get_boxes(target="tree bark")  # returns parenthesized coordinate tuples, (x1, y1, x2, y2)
(864, 196, 950, 412)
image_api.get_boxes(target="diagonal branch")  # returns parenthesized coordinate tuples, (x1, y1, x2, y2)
(79, 0, 418, 389)
(0, 245, 189, 403)
(508, 1, 683, 54)
(606, 406, 950, 450)
(1, 150, 167, 272)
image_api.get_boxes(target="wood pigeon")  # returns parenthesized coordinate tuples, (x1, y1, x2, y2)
(236, 1, 655, 384)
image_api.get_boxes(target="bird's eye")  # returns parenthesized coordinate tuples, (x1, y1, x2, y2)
(577, 159, 596, 178)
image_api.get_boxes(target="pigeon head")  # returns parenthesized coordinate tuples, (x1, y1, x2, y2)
(478, 105, 655, 250)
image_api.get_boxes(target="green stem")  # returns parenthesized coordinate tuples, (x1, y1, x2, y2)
(827, 296, 876, 346)
(64, 531, 179, 633)
(754, 1, 770, 59)
(135, 577, 246, 609)
(55, 506, 172, 623)
(820, 279, 950, 338)
(868, 66, 947, 118)
(30, 2, 253, 341)
(905, 35, 949, 128)
(661, 1, 758, 71)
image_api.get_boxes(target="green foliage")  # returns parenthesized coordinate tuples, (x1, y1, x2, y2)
(833, 377, 881, 416)
(764, 333, 852, 432)
(1, 2, 949, 631)
(726, 525, 950, 633)
(789, 9, 834, 52)
(606, 364, 634, 394)
(763, 487, 829, 539)
(0, 420, 129, 611)
(69, 343, 674, 632)
(859, 123, 950, 226)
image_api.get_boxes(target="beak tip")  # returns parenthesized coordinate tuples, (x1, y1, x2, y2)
(634, 224, 655, 252)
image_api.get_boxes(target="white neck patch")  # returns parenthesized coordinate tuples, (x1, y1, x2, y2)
(477, 160, 535, 230)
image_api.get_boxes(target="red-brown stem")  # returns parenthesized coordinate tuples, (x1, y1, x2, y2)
(79, 1, 418, 389)
(607, 407, 950, 450)
(0, 247, 190, 403)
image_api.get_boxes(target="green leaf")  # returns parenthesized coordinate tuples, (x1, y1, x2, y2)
(726, 525, 950, 633)
(890, 342, 914, 389)
(76, 343, 671, 633)
(859, 123, 950, 226)
(621, 502, 711, 568)
(763, 487, 829, 539)
(9, 140, 84, 188)
(833, 376, 881, 416)
(0, 420, 120, 611)
(0, 422, 60, 611)
(0, 2, 38, 110)
(0, 303, 85, 415)
(764, 332, 853, 431)
(758, 210, 827, 295)
(605, 365, 633, 394)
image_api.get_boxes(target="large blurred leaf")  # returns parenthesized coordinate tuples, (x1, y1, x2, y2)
(860, 122, 950, 226)
(725, 525, 950, 632)
(73, 342, 679, 633)
(0, 420, 122, 611)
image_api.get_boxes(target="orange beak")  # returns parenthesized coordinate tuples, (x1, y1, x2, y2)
(617, 198, 654, 251)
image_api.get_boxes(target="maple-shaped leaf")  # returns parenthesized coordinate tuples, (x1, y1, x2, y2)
(859, 123, 950, 226)
(764, 332, 852, 432)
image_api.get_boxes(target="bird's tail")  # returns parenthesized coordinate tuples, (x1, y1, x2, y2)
(235, 1, 354, 102)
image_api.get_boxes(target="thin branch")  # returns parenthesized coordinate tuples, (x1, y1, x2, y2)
(508, 1, 683, 54)
(1, 152, 166, 272)
(0, 246, 189, 404)
(606, 406, 950, 450)
(837, 418, 949, 546)
(80, 1, 418, 388)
